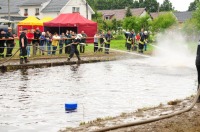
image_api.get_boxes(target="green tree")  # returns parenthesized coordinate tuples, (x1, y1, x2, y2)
(151, 12, 177, 33)
(192, 3, 200, 30)
(125, 7, 132, 17)
(143, 0, 159, 12)
(188, 0, 200, 11)
(160, 0, 174, 11)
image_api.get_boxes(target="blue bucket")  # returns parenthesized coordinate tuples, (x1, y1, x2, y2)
(65, 103, 77, 111)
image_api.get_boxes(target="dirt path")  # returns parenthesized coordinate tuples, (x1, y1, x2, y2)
(60, 96, 200, 132)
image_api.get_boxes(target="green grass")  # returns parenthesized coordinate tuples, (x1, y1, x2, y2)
(1, 39, 154, 60)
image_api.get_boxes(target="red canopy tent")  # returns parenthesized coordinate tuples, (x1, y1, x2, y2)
(44, 13, 97, 43)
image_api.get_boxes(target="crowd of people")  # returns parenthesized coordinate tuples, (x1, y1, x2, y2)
(0, 27, 149, 64)
(124, 28, 148, 53)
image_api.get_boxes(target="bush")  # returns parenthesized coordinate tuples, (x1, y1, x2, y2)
(114, 35, 125, 40)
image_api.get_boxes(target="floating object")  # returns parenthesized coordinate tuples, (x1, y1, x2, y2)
(65, 102, 77, 111)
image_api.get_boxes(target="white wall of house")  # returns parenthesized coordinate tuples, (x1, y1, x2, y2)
(60, 0, 94, 20)
(40, 12, 59, 19)
(19, 6, 42, 18)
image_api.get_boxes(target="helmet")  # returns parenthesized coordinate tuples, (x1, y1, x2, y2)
(144, 31, 148, 35)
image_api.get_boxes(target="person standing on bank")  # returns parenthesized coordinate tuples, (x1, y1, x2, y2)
(6, 27, 15, 57)
(98, 31, 105, 52)
(196, 40, 200, 102)
(80, 31, 87, 53)
(0, 29, 6, 58)
(19, 28, 29, 64)
(105, 30, 113, 54)
(67, 34, 82, 61)
(94, 32, 99, 52)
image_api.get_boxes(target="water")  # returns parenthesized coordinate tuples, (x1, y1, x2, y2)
(0, 58, 197, 132)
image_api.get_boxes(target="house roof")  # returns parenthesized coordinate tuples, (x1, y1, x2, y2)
(0, 0, 23, 14)
(20, 0, 49, 6)
(41, 0, 70, 13)
(150, 12, 169, 19)
(1, 16, 27, 22)
(173, 11, 193, 23)
(98, 8, 146, 20)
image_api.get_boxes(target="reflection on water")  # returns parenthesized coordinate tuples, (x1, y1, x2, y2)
(0, 59, 197, 132)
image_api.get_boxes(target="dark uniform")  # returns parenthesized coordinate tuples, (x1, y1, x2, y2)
(65, 32, 72, 54)
(196, 40, 200, 102)
(126, 35, 132, 51)
(19, 30, 28, 64)
(0, 29, 6, 58)
(67, 37, 81, 61)
(105, 33, 112, 54)
(138, 32, 147, 53)
(32, 30, 41, 55)
(6, 31, 15, 57)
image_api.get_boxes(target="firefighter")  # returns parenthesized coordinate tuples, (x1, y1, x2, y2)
(196, 39, 200, 102)
(67, 34, 82, 61)
(138, 29, 147, 53)
(126, 34, 132, 52)
(105, 30, 113, 54)
(19, 28, 29, 64)
(6, 27, 15, 57)
(0, 29, 6, 58)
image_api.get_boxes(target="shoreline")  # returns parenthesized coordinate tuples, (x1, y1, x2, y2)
(60, 95, 200, 132)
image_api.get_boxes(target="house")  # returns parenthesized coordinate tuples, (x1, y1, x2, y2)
(98, 8, 149, 20)
(0, 0, 95, 20)
(150, 11, 193, 24)
(173, 11, 193, 24)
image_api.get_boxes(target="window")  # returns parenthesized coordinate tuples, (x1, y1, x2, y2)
(72, 7, 80, 13)
(24, 9, 28, 16)
(35, 8, 39, 15)
(105, 16, 110, 20)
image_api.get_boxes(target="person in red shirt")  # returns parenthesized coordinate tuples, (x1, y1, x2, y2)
(26, 29, 34, 57)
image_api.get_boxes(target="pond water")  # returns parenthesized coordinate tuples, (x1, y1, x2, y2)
(0, 58, 197, 132)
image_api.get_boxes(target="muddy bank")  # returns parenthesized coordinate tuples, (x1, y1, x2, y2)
(0, 52, 127, 72)
(60, 95, 200, 132)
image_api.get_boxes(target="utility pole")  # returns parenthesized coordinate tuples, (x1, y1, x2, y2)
(86, 2, 88, 19)
(8, 0, 11, 26)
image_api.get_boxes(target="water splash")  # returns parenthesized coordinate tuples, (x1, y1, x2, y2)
(151, 30, 195, 68)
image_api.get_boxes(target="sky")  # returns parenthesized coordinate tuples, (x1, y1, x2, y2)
(157, 0, 194, 11)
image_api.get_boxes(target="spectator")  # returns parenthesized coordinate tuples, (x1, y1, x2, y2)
(80, 31, 87, 53)
(52, 32, 60, 55)
(94, 32, 99, 52)
(0, 29, 6, 58)
(59, 33, 66, 54)
(45, 31, 52, 55)
(6, 27, 15, 57)
(65, 30, 71, 54)
(32, 29, 41, 55)
(105, 30, 113, 54)
(39, 32, 46, 55)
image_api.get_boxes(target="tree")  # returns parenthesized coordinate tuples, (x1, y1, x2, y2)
(192, 3, 200, 30)
(160, 0, 174, 11)
(125, 7, 132, 17)
(188, 0, 200, 11)
(151, 12, 177, 33)
(143, 0, 159, 12)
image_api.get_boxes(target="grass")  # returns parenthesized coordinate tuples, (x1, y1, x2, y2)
(1, 39, 155, 60)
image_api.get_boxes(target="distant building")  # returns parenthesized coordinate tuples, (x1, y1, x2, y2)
(150, 11, 193, 24)
(0, 0, 95, 20)
(173, 11, 193, 24)
(98, 8, 149, 20)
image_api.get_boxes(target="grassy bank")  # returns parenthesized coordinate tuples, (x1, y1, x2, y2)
(1, 39, 154, 60)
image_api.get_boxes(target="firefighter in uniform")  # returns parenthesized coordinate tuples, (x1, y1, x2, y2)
(196, 40, 200, 102)
(19, 28, 29, 64)
(126, 35, 132, 52)
(6, 27, 15, 57)
(67, 34, 82, 61)
(138, 30, 147, 53)
(0, 29, 6, 58)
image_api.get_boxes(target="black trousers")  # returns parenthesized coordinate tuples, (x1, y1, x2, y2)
(138, 43, 144, 53)
(0, 42, 5, 56)
(80, 45, 85, 53)
(65, 44, 71, 54)
(6, 43, 15, 56)
(126, 43, 131, 51)
(20, 46, 27, 58)
(94, 42, 98, 52)
(69, 45, 80, 58)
